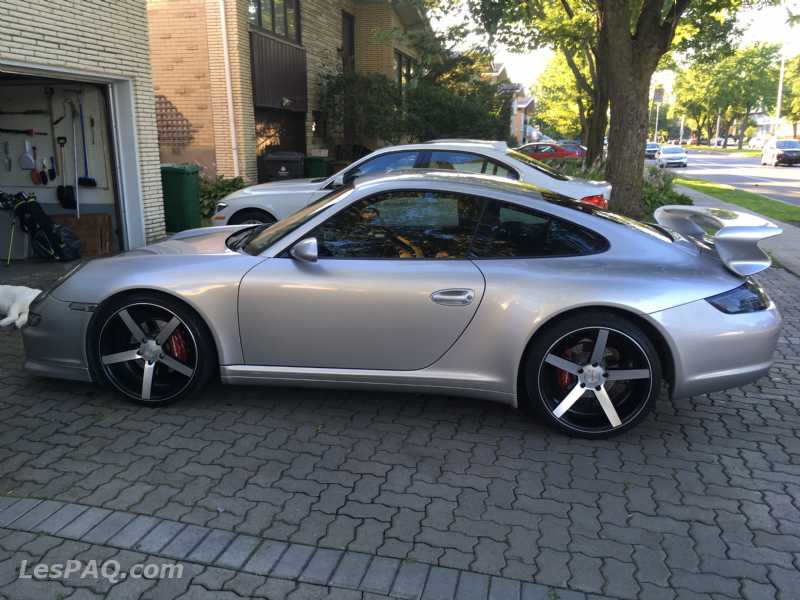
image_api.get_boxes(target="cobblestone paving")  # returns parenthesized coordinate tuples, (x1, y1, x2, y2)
(0, 267, 799, 599)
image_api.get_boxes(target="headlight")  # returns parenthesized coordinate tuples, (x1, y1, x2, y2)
(706, 281, 769, 314)
(215, 202, 228, 214)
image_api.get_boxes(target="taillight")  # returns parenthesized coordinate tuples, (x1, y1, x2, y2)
(580, 194, 608, 209)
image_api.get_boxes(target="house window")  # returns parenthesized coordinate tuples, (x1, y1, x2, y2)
(394, 50, 416, 95)
(248, 0, 300, 43)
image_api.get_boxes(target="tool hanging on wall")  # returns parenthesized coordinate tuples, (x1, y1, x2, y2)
(56, 136, 76, 209)
(76, 95, 97, 188)
(19, 141, 34, 171)
(45, 87, 59, 177)
(39, 160, 48, 185)
(89, 117, 96, 145)
(30, 147, 41, 184)
(0, 128, 47, 137)
(48, 157, 56, 181)
(2, 142, 11, 172)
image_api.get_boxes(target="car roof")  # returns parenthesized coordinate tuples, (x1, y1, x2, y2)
(350, 169, 577, 206)
(372, 140, 509, 154)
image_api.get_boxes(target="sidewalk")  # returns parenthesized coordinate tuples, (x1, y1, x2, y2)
(675, 184, 800, 275)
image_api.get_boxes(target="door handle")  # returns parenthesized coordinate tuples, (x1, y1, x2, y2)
(431, 288, 475, 306)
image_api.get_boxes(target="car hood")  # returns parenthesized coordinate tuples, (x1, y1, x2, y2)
(227, 178, 326, 198)
(130, 225, 252, 256)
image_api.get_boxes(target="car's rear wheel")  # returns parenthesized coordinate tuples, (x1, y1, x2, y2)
(523, 312, 662, 438)
(228, 209, 276, 226)
(88, 293, 216, 405)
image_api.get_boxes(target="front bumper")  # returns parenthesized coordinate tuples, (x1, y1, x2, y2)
(22, 295, 93, 382)
(650, 297, 782, 399)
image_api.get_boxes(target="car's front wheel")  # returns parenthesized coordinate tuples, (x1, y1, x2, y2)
(88, 293, 216, 405)
(228, 209, 277, 226)
(523, 312, 662, 438)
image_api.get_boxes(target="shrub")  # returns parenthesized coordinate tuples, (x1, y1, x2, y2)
(199, 176, 248, 221)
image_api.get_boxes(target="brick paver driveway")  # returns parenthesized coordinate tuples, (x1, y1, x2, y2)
(0, 267, 799, 600)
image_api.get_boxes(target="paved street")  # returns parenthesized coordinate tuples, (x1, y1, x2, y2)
(0, 267, 799, 600)
(648, 150, 800, 206)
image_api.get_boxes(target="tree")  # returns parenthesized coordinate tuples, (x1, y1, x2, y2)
(533, 53, 590, 139)
(783, 55, 800, 138)
(673, 65, 715, 141)
(712, 44, 779, 148)
(434, 0, 771, 217)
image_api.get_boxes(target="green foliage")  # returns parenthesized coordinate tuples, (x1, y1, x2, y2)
(533, 53, 588, 139)
(404, 50, 512, 141)
(200, 176, 247, 220)
(641, 167, 693, 216)
(319, 71, 405, 151)
(318, 50, 512, 148)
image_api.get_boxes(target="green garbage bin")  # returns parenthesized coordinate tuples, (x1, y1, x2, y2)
(304, 156, 330, 178)
(161, 164, 201, 232)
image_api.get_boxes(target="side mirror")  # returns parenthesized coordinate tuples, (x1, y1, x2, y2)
(290, 237, 318, 263)
(331, 173, 345, 188)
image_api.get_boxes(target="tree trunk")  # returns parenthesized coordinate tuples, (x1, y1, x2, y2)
(605, 79, 651, 217)
(584, 83, 609, 167)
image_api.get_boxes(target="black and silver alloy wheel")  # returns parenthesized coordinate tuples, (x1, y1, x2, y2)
(525, 313, 661, 438)
(90, 294, 215, 405)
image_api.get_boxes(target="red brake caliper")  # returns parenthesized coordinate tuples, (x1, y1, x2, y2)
(558, 348, 574, 391)
(165, 327, 189, 363)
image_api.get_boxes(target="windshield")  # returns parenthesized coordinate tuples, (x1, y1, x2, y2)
(646, 143, 659, 149)
(776, 140, 800, 149)
(661, 147, 683, 154)
(506, 149, 569, 181)
(242, 186, 353, 255)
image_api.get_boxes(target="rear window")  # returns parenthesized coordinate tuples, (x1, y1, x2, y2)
(470, 200, 608, 258)
(506, 149, 569, 181)
(776, 140, 800, 149)
(661, 147, 682, 154)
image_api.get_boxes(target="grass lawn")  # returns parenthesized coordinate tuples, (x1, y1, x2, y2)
(684, 145, 761, 158)
(674, 177, 800, 224)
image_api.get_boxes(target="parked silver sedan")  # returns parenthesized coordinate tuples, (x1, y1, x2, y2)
(22, 173, 782, 438)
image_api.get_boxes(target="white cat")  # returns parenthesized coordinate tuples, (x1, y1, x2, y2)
(0, 285, 42, 328)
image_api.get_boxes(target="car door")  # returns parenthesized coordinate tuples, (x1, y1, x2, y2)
(238, 189, 486, 370)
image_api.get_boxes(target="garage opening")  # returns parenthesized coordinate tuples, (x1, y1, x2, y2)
(0, 73, 125, 264)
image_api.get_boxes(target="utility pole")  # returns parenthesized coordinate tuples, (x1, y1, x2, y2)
(653, 85, 664, 143)
(679, 115, 685, 144)
(653, 104, 661, 143)
(775, 45, 786, 136)
(715, 113, 721, 144)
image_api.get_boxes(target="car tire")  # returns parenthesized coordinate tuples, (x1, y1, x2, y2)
(88, 292, 217, 406)
(522, 311, 662, 438)
(228, 209, 277, 226)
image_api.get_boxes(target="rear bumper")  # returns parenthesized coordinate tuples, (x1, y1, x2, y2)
(21, 295, 93, 382)
(650, 298, 782, 399)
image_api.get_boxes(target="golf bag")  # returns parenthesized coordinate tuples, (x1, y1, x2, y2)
(0, 192, 81, 261)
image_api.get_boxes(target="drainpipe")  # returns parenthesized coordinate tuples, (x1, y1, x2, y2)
(219, 0, 240, 177)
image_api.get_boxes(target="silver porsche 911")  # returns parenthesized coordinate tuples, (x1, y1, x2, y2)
(22, 172, 782, 438)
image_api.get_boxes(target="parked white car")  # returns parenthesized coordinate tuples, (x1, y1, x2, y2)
(760, 138, 800, 167)
(655, 145, 688, 168)
(213, 141, 613, 225)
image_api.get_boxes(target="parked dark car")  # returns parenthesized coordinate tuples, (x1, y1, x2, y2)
(645, 142, 660, 159)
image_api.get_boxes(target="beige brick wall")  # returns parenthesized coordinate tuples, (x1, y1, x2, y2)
(148, 0, 217, 176)
(0, 0, 166, 242)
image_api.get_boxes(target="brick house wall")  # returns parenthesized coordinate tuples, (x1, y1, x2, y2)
(0, 0, 166, 242)
(148, 0, 258, 182)
(149, 0, 426, 181)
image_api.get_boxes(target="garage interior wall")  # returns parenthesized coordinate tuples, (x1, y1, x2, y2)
(0, 0, 165, 244)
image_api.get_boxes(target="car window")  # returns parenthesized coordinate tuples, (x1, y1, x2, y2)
(776, 140, 800, 149)
(506, 150, 569, 181)
(470, 200, 608, 258)
(345, 151, 419, 180)
(313, 190, 484, 259)
(428, 151, 518, 180)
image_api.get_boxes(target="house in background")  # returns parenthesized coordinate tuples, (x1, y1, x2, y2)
(147, 0, 429, 183)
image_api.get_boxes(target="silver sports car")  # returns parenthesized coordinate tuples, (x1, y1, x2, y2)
(22, 172, 782, 438)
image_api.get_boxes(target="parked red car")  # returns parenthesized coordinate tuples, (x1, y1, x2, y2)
(516, 142, 586, 161)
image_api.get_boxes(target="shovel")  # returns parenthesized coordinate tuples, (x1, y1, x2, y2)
(18, 140, 35, 171)
(56, 136, 76, 209)
(77, 96, 97, 187)
(30, 147, 41, 185)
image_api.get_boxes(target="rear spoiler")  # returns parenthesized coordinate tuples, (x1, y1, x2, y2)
(653, 205, 782, 276)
